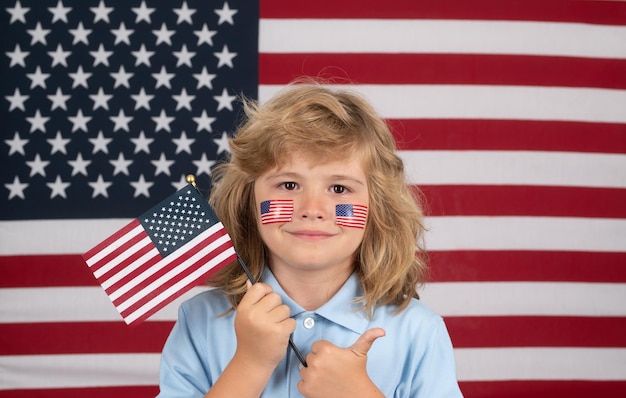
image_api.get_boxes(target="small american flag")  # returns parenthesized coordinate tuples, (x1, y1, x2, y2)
(83, 184, 237, 326)
(335, 204, 368, 229)
(260, 199, 294, 224)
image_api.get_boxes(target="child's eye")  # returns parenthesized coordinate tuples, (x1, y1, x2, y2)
(281, 182, 297, 190)
(332, 185, 347, 194)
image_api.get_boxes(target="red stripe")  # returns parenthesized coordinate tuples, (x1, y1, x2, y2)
(0, 321, 174, 355)
(418, 185, 626, 218)
(103, 250, 161, 296)
(88, 227, 148, 274)
(112, 228, 229, 307)
(389, 119, 626, 154)
(0, 255, 97, 287)
(260, 0, 626, 25)
(0, 386, 159, 398)
(428, 251, 626, 283)
(459, 380, 626, 398)
(446, 316, 626, 348)
(82, 219, 139, 260)
(260, 54, 626, 89)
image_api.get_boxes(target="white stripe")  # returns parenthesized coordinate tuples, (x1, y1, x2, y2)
(400, 150, 626, 188)
(420, 282, 626, 316)
(112, 224, 230, 304)
(124, 246, 237, 324)
(259, 19, 626, 59)
(0, 218, 130, 255)
(455, 348, 626, 381)
(0, 353, 159, 389)
(2, 282, 623, 324)
(100, 246, 160, 290)
(3, 216, 625, 255)
(93, 235, 153, 279)
(84, 221, 141, 267)
(424, 216, 626, 252)
(0, 286, 210, 323)
(259, 84, 626, 123)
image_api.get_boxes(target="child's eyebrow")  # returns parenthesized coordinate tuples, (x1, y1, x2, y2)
(330, 174, 366, 186)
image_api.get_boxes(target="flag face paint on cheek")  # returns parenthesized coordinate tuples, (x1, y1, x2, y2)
(260, 199, 294, 224)
(335, 204, 368, 229)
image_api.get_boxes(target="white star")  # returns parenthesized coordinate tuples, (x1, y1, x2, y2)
(5, 132, 28, 155)
(173, 88, 195, 111)
(173, 131, 195, 154)
(110, 109, 132, 132)
(89, 87, 112, 110)
(172, 174, 190, 191)
(213, 131, 231, 155)
(69, 65, 92, 88)
(174, 1, 196, 24)
(110, 65, 133, 88)
(193, 153, 215, 176)
(132, 44, 154, 67)
(47, 131, 70, 154)
(27, 22, 50, 45)
(48, 44, 72, 68)
(89, 174, 112, 198)
(194, 24, 217, 47)
(152, 153, 175, 176)
(69, 22, 91, 45)
(131, 87, 154, 110)
(130, 174, 153, 198)
(26, 154, 50, 177)
(7, 1, 29, 24)
(213, 88, 236, 111)
(215, 2, 238, 25)
(68, 152, 91, 175)
(173, 44, 195, 67)
(152, 66, 174, 89)
(26, 110, 49, 133)
(47, 175, 71, 199)
(132, 1, 154, 24)
(90, 43, 112, 67)
(90, 0, 113, 24)
(193, 110, 216, 133)
(6, 44, 29, 67)
(214, 45, 237, 68)
(26, 66, 50, 89)
(153, 23, 175, 46)
(110, 152, 133, 175)
(111, 22, 134, 45)
(48, 0, 71, 23)
(193, 67, 216, 89)
(130, 131, 154, 154)
(48, 87, 70, 110)
(5, 176, 28, 199)
(69, 109, 91, 132)
(88, 131, 112, 154)
(152, 109, 175, 132)
(6, 87, 29, 111)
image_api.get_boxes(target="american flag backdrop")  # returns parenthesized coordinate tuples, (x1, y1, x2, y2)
(1, 0, 626, 397)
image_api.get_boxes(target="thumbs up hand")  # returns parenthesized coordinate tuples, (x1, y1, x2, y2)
(297, 328, 386, 398)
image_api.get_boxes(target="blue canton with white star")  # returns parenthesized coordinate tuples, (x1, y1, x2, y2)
(1, 0, 258, 220)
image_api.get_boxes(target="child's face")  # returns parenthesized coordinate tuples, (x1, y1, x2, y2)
(254, 151, 369, 276)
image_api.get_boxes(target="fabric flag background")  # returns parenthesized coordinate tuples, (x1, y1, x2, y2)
(83, 185, 237, 326)
(1, 0, 625, 397)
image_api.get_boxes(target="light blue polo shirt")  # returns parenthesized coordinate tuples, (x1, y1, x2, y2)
(158, 269, 463, 397)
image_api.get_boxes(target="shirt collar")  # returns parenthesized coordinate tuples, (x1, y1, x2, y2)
(261, 267, 370, 334)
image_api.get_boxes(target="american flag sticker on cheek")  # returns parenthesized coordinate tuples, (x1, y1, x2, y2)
(335, 204, 368, 229)
(260, 199, 294, 224)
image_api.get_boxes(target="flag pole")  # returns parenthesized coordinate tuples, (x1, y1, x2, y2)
(186, 174, 308, 368)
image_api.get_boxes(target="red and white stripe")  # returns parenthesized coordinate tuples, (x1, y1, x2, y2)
(260, 199, 294, 224)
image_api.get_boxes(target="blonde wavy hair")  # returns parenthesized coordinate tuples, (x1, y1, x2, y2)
(208, 82, 428, 315)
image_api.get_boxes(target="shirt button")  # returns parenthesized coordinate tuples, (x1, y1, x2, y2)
(303, 317, 315, 329)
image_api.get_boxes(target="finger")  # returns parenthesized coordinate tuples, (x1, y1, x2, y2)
(350, 328, 386, 357)
(240, 282, 273, 306)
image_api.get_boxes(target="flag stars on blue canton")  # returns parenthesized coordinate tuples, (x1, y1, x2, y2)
(3, 0, 253, 215)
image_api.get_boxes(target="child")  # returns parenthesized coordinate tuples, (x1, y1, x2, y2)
(157, 82, 463, 397)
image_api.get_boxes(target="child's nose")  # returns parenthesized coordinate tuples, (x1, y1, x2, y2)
(297, 193, 328, 220)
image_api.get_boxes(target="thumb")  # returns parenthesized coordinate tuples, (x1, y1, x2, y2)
(350, 328, 386, 357)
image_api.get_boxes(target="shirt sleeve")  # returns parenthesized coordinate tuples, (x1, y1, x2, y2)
(409, 318, 464, 398)
(157, 303, 211, 398)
